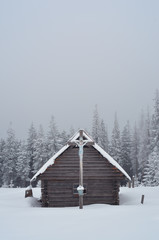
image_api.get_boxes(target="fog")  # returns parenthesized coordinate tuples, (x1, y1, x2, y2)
(0, 0, 159, 138)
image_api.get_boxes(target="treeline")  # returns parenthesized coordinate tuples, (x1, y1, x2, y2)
(0, 116, 72, 187)
(0, 90, 159, 187)
(92, 90, 159, 187)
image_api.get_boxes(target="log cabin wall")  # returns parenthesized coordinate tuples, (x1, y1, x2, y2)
(39, 146, 125, 207)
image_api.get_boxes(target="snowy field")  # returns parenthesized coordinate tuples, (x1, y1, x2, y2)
(0, 187, 159, 240)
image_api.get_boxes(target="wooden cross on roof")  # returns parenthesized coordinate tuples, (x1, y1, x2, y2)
(68, 129, 94, 146)
(68, 129, 94, 209)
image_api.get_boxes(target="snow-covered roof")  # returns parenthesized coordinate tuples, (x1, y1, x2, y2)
(93, 143, 131, 180)
(31, 130, 131, 182)
(31, 144, 69, 182)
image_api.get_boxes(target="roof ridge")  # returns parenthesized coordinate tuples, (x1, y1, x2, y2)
(68, 129, 94, 143)
(31, 129, 131, 182)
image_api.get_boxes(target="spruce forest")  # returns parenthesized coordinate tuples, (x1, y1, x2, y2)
(0, 89, 159, 188)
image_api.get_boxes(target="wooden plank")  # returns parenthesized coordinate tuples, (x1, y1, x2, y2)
(39, 176, 125, 181)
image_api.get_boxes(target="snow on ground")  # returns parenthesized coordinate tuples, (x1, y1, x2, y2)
(0, 187, 159, 240)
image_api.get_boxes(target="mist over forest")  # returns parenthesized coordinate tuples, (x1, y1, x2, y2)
(0, 89, 159, 188)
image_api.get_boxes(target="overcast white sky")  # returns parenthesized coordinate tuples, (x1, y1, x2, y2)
(0, 0, 159, 138)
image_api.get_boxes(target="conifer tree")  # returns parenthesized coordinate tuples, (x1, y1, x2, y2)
(131, 124, 140, 178)
(33, 125, 47, 174)
(60, 130, 70, 146)
(16, 141, 30, 187)
(140, 109, 151, 182)
(0, 139, 6, 187)
(143, 146, 159, 186)
(46, 116, 60, 159)
(2, 126, 18, 187)
(98, 119, 109, 152)
(137, 110, 145, 181)
(151, 89, 159, 149)
(69, 126, 75, 137)
(92, 105, 100, 143)
(27, 123, 37, 180)
(121, 121, 132, 177)
(143, 90, 159, 185)
(110, 113, 121, 164)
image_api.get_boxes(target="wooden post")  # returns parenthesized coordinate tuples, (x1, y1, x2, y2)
(141, 195, 144, 204)
(79, 130, 83, 209)
(132, 176, 135, 188)
(128, 181, 131, 188)
(68, 129, 94, 209)
(79, 194, 83, 209)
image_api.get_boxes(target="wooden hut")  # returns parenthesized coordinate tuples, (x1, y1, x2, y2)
(31, 130, 130, 207)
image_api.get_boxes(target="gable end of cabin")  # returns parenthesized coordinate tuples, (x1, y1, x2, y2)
(37, 145, 127, 207)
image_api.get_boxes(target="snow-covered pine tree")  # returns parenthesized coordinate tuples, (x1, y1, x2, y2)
(33, 125, 47, 174)
(98, 119, 109, 152)
(92, 105, 100, 143)
(142, 146, 159, 186)
(110, 113, 121, 164)
(137, 110, 145, 181)
(137, 110, 151, 182)
(121, 121, 132, 178)
(27, 123, 37, 180)
(69, 126, 75, 137)
(131, 123, 140, 178)
(140, 109, 151, 183)
(60, 130, 70, 147)
(151, 89, 159, 149)
(0, 139, 6, 187)
(16, 141, 30, 187)
(143, 90, 159, 186)
(2, 126, 18, 187)
(46, 116, 61, 159)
